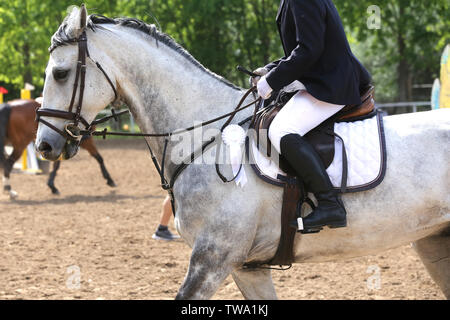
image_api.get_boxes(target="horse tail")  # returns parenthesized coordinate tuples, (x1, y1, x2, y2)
(0, 103, 12, 167)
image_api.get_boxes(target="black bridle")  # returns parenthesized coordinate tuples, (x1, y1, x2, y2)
(36, 30, 118, 141)
(36, 26, 262, 212)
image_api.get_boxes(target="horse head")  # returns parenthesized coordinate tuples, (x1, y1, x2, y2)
(36, 4, 117, 160)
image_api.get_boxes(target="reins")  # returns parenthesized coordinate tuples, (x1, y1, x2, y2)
(117, 86, 261, 214)
(89, 86, 260, 215)
(90, 87, 260, 139)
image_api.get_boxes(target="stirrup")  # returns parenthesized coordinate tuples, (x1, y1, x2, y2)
(289, 196, 319, 233)
(290, 218, 323, 234)
(291, 215, 347, 234)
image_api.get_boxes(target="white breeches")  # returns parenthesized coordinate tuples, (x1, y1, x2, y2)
(268, 90, 345, 154)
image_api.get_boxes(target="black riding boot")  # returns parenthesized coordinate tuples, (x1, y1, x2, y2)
(280, 134, 347, 234)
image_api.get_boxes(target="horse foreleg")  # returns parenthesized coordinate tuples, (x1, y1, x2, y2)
(47, 161, 61, 195)
(92, 153, 116, 187)
(412, 227, 450, 299)
(231, 268, 278, 300)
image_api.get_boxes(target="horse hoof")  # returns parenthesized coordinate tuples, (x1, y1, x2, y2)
(107, 180, 116, 187)
(9, 190, 18, 200)
(52, 189, 60, 195)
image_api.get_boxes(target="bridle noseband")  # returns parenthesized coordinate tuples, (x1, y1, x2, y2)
(36, 30, 118, 141)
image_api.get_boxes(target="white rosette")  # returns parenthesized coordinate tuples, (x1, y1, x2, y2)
(222, 124, 247, 187)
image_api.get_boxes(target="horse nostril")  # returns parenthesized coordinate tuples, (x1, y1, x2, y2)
(38, 141, 53, 154)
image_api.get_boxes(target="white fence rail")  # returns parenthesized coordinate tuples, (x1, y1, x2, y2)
(376, 101, 431, 113)
(96, 108, 136, 133)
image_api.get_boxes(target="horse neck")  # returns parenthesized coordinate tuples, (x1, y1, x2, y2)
(92, 26, 251, 175)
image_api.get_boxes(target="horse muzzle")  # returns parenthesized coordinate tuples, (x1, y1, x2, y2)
(36, 125, 80, 161)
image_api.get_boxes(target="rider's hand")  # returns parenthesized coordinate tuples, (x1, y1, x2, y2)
(257, 75, 273, 100)
(250, 67, 269, 87)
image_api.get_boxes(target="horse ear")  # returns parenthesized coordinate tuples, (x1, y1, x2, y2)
(64, 5, 88, 38)
(80, 4, 87, 30)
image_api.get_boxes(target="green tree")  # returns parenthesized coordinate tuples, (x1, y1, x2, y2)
(3, 0, 447, 104)
(124, 0, 283, 87)
(0, 0, 122, 96)
(0, 0, 69, 92)
(0, 0, 282, 94)
(334, 0, 450, 102)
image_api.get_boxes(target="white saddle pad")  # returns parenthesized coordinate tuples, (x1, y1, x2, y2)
(248, 112, 386, 192)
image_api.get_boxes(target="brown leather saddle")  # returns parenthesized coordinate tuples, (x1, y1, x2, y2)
(246, 85, 377, 268)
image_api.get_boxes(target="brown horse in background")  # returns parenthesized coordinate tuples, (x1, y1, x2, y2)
(1, 99, 115, 198)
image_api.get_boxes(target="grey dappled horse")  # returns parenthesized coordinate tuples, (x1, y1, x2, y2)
(36, 7, 449, 299)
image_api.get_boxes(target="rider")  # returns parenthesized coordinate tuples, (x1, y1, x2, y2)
(253, 0, 372, 233)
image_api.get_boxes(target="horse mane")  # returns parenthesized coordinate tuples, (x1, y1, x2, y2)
(50, 14, 240, 90)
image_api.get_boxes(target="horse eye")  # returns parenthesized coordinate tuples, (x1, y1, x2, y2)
(53, 69, 69, 81)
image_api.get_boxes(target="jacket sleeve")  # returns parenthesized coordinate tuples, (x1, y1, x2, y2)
(266, 0, 326, 91)
(264, 59, 282, 71)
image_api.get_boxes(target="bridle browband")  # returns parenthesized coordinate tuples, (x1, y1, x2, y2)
(36, 29, 118, 141)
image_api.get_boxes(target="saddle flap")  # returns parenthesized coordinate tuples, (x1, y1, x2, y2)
(304, 122, 335, 168)
(258, 105, 281, 157)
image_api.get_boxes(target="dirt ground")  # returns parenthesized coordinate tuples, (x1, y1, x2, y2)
(0, 139, 445, 300)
